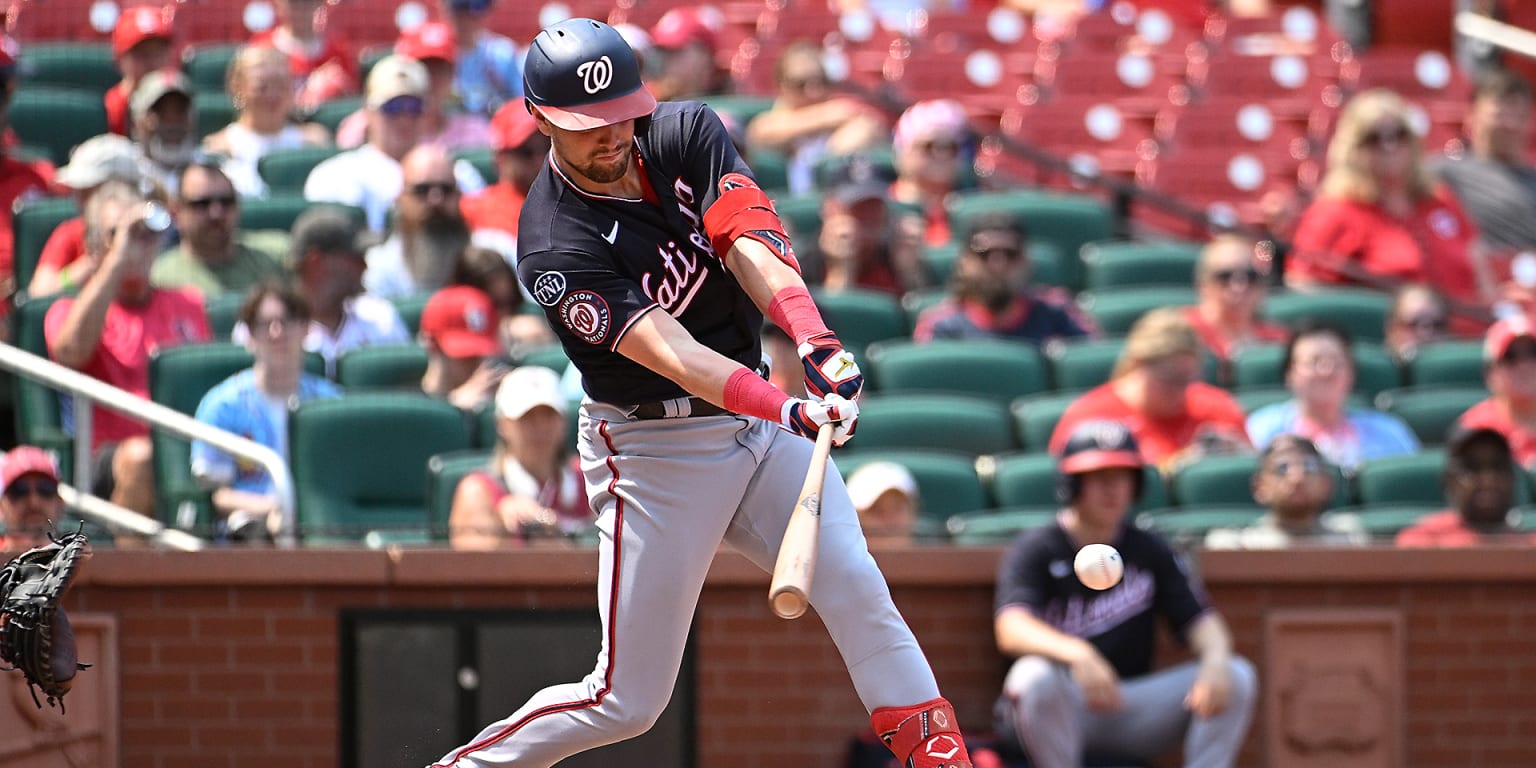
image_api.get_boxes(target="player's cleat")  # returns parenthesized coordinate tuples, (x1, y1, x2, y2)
(871, 697, 974, 768)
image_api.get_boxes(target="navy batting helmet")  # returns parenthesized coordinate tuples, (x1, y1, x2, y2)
(523, 18, 657, 131)
(1056, 420, 1145, 504)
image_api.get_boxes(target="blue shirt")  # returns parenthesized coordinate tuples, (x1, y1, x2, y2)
(191, 370, 342, 495)
(456, 31, 523, 117)
(1246, 401, 1420, 474)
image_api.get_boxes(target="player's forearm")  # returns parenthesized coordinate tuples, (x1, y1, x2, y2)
(615, 308, 760, 408)
(726, 236, 812, 309)
(994, 606, 1097, 664)
(1186, 612, 1234, 669)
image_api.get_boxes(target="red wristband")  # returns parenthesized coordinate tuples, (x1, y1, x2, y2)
(766, 287, 832, 347)
(723, 367, 790, 423)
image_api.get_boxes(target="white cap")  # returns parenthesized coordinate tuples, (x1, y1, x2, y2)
(56, 133, 142, 190)
(494, 365, 567, 419)
(845, 461, 918, 511)
(366, 54, 430, 109)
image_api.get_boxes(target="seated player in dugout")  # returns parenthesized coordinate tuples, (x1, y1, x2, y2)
(431, 18, 979, 768)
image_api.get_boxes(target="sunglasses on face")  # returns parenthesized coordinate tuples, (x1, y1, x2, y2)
(379, 96, 425, 117)
(184, 194, 237, 211)
(1268, 456, 1323, 477)
(784, 76, 827, 92)
(4, 479, 59, 500)
(968, 246, 1023, 263)
(409, 181, 459, 198)
(1360, 126, 1409, 149)
(1208, 267, 1263, 286)
(1397, 314, 1446, 332)
(917, 141, 960, 156)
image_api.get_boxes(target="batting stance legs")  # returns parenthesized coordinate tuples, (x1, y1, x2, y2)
(433, 408, 969, 767)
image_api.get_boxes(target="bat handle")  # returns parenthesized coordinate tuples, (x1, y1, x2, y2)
(768, 424, 835, 620)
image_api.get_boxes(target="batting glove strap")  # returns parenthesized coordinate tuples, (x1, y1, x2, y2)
(798, 336, 865, 402)
(781, 395, 859, 447)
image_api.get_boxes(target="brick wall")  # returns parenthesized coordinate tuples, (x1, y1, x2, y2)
(61, 546, 1536, 767)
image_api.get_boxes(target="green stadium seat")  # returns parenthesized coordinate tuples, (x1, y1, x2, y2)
(919, 239, 1066, 286)
(241, 197, 363, 233)
(1232, 386, 1292, 415)
(455, 146, 497, 184)
(703, 94, 775, 125)
(1080, 239, 1202, 291)
(834, 448, 986, 524)
(863, 339, 1048, 405)
(987, 451, 1168, 511)
(309, 96, 364, 135)
(1170, 454, 1350, 508)
(425, 449, 493, 540)
(288, 393, 471, 542)
(335, 344, 429, 390)
(772, 193, 821, 241)
(749, 150, 789, 193)
(811, 288, 909, 359)
(849, 394, 1016, 456)
(147, 343, 256, 531)
(203, 292, 245, 339)
(1010, 391, 1083, 453)
(1325, 505, 1440, 539)
(257, 146, 343, 194)
(390, 293, 432, 336)
(1260, 288, 1394, 343)
(1406, 340, 1485, 388)
(948, 190, 1115, 292)
(10, 87, 108, 165)
(515, 344, 572, 374)
(182, 43, 242, 91)
(1375, 386, 1488, 445)
(1075, 286, 1197, 335)
(194, 93, 237, 140)
(1049, 338, 1124, 391)
(11, 295, 72, 477)
(21, 43, 119, 92)
(1231, 344, 1402, 399)
(901, 288, 949, 331)
(13, 197, 79, 293)
(1354, 451, 1450, 507)
(1136, 505, 1266, 547)
(945, 506, 1059, 545)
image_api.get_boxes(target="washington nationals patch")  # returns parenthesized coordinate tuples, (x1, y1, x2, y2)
(559, 290, 612, 345)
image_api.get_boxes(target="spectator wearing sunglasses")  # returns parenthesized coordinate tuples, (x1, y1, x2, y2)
(890, 99, 972, 247)
(150, 160, 290, 298)
(1182, 235, 1289, 385)
(0, 446, 68, 551)
(335, 23, 491, 151)
(461, 100, 548, 249)
(437, 0, 523, 117)
(1383, 284, 1450, 366)
(249, 0, 359, 112)
(1206, 435, 1366, 549)
(365, 145, 471, 300)
(1455, 316, 1536, 469)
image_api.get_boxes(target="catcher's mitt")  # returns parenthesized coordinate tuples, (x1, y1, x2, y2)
(0, 528, 91, 710)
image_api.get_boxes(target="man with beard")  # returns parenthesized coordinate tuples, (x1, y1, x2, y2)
(128, 69, 197, 197)
(364, 145, 470, 299)
(913, 212, 1094, 346)
(150, 160, 290, 297)
(798, 154, 934, 296)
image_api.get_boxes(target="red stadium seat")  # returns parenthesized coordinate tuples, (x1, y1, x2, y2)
(1002, 96, 1160, 181)
(1341, 45, 1471, 102)
(1033, 48, 1184, 116)
(1156, 97, 1316, 170)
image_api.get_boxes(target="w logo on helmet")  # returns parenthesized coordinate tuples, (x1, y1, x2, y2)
(577, 56, 614, 94)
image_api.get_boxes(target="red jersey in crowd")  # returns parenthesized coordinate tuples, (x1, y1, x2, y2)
(1050, 381, 1249, 468)
(1396, 510, 1536, 547)
(1456, 398, 1536, 470)
(0, 153, 55, 283)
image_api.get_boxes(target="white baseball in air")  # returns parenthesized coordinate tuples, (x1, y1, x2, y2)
(1074, 544, 1124, 591)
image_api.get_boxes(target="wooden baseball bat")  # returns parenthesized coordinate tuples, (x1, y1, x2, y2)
(768, 424, 835, 620)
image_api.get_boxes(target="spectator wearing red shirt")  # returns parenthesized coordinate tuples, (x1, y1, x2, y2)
(0, 38, 55, 302)
(1456, 316, 1536, 470)
(890, 99, 971, 247)
(249, 0, 358, 112)
(1287, 89, 1493, 330)
(44, 182, 210, 518)
(29, 134, 144, 298)
(461, 100, 547, 251)
(105, 6, 173, 137)
(1181, 234, 1289, 385)
(1051, 307, 1250, 472)
(1397, 427, 1536, 546)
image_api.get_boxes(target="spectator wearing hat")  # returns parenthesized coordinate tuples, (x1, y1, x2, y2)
(46, 181, 210, 518)
(150, 159, 290, 298)
(1051, 308, 1249, 472)
(1205, 435, 1367, 549)
(0, 446, 68, 551)
(1455, 316, 1536, 469)
(845, 461, 920, 547)
(436, 0, 523, 117)
(1181, 235, 1290, 385)
(0, 37, 55, 298)
(365, 145, 471, 300)
(249, 0, 359, 111)
(449, 365, 589, 550)
(336, 22, 490, 150)
(449, 246, 555, 357)
(799, 153, 933, 296)
(202, 45, 332, 198)
(304, 55, 482, 232)
(232, 207, 409, 375)
(29, 134, 144, 298)
(649, 6, 726, 102)
(1397, 427, 1536, 546)
(129, 68, 197, 197)
(192, 282, 341, 541)
(105, 6, 174, 137)
(913, 212, 1093, 346)
(461, 100, 548, 245)
(890, 99, 971, 247)
(419, 284, 506, 410)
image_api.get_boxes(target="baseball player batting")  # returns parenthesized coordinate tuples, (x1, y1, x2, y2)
(430, 18, 974, 768)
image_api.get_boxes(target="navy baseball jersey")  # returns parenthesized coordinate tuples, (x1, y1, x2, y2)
(516, 101, 765, 405)
(994, 521, 1211, 679)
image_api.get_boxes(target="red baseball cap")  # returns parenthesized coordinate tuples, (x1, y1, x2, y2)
(113, 6, 173, 58)
(489, 100, 539, 151)
(1484, 315, 1536, 363)
(397, 21, 457, 64)
(421, 286, 502, 359)
(2, 446, 60, 489)
(650, 6, 718, 52)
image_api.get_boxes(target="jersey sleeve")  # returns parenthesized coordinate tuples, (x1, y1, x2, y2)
(994, 529, 1053, 615)
(682, 105, 756, 213)
(518, 250, 659, 352)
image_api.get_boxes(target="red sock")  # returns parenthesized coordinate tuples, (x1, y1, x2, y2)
(869, 697, 973, 768)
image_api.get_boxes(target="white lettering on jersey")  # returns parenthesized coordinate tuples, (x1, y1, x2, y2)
(1045, 565, 1156, 638)
(641, 241, 708, 315)
(533, 272, 568, 307)
(577, 56, 614, 94)
(671, 177, 715, 256)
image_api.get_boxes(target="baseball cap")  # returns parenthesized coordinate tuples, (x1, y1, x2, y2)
(1, 446, 60, 490)
(292, 206, 371, 258)
(845, 461, 918, 512)
(113, 5, 173, 58)
(1445, 425, 1512, 461)
(55, 134, 142, 190)
(650, 6, 718, 52)
(823, 153, 895, 205)
(489, 99, 539, 151)
(893, 98, 969, 152)
(1483, 315, 1536, 363)
(421, 286, 501, 359)
(494, 365, 567, 419)
(397, 21, 457, 64)
(129, 68, 192, 119)
(1057, 420, 1144, 475)
(366, 54, 430, 110)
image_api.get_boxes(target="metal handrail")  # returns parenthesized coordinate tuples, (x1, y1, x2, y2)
(0, 343, 298, 547)
(1456, 12, 1536, 62)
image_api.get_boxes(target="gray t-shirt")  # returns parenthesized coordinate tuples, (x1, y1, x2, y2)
(1434, 154, 1536, 250)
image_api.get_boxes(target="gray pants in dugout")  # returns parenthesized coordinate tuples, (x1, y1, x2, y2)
(995, 656, 1258, 768)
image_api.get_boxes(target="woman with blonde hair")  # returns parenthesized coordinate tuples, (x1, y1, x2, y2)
(1286, 89, 1490, 325)
(203, 45, 333, 197)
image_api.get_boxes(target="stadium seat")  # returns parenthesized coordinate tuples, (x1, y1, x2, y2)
(1080, 239, 1202, 291)
(1170, 453, 1350, 508)
(147, 343, 256, 531)
(919, 239, 1066, 287)
(849, 394, 1016, 456)
(13, 197, 80, 293)
(514, 344, 572, 374)
(425, 449, 493, 540)
(948, 191, 1116, 292)
(455, 146, 496, 184)
(1327, 505, 1441, 539)
(194, 93, 237, 140)
(10, 87, 108, 165)
(946, 506, 1059, 545)
(1137, 505, 1267, 547)
(1406, 340, 1486, 388)
(703, 94, 775, 126)
(11, 294, 72, 477)
(257, 146, 343, 194)
(1354, 451, 1450, 507)
(182, 43, 242, 92)
(1231, 343, 1401, 399)
(863, 339, 1048, 405)
(310, 96, 365, 135)
(834, 448, 988, 524)
(771, 193, 821, 241)
(901, 288, 950, 331)
(1010, 391, 1083, 453)
(204, 292, 246, 339)
(288, 393, 471, 542)
(1232, 386, 1291, 415)
(1048, 338, 1125, 391)
(988, 451, 1168, 511)
(242, 197, 363, 233)
(748, 150, 789, 194)
(20, 43, 119, 92)
(811, 288, 909, 360)
(390, 293, 432, 336)
(335, 345, 429, 390)
(1260, 288, 1394, 343)
(1075, 286, 1197, 335)
(1375, 386, 1488, 446)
